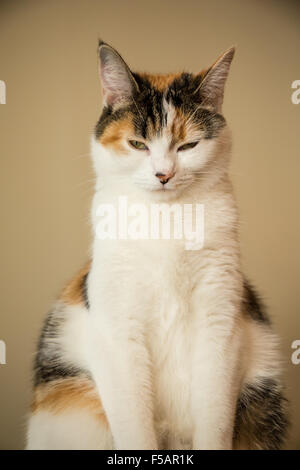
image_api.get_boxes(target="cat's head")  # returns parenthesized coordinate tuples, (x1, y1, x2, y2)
(92, 41, 235, 199)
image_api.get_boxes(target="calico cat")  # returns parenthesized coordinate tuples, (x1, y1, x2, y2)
(26, 41, 289, 450)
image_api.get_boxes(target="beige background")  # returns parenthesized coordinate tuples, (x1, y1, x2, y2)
(0, 0, 299, 449)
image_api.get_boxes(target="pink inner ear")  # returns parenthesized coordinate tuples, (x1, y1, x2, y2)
(99, 45, 138, 107)
(103, 87, 124, 107)
(100, 70, 117, 106)
(100, 65, 129, 106)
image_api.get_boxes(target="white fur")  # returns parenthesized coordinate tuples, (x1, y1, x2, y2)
(27, 103, 282, 450)
(27, 409, 113, 450)
(85, 117, 280, 449)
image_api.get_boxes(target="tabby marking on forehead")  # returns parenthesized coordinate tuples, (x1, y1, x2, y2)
(138, 72, 182, 92)
(95, 57, 230, 152)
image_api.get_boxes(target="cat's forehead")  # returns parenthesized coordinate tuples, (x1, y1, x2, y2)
(136, 72, 192, 92)
(98, 96, 190, 152)
(95, 71, 225, 149)
(96, 73, 199, 138)
(130, 71, 202, 140)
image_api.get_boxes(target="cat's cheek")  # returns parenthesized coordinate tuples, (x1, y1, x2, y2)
(180, 142, 216, 172)
(130, 160, 159, 190)
(112, 153, 145, 174)
(178, 154, 202, 173)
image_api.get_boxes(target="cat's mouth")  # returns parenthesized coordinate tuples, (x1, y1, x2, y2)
(145, 181, 189, 200)
(134, 180, 177, 193)
(155, 185, 173, 192)
(151, 184, 179, 195)
(153, 177, 193, 193)
(133, 174, 192, 196)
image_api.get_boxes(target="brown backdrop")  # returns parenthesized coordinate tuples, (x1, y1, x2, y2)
(0, 0, 299, 449)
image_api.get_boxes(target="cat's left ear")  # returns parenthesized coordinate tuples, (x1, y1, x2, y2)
(197, 47, 235, 112)
(98, 40, 139, 108)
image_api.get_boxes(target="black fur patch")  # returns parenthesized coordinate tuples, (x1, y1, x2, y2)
(95, 105, 132, 139)
(234, 378, 289, 449)
(34, 360, 83, 386)
(95, 72, 226, 141)
(243, 279, 270, 324)
(81, 272, 89, 310)
(34, 305, 87, 386)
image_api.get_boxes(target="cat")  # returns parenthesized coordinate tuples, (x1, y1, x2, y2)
(26, 41, 289, 450)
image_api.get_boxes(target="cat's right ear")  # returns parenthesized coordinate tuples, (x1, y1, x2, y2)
(98, 41, 139, 107)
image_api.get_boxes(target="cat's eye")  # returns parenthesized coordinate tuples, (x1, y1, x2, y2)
(178, 141, 199, 152)
(129, 140, 149, 151)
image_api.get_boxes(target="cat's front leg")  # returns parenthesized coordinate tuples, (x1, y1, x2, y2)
(86, 288, 157, 450)
(191, 260, 243, 450)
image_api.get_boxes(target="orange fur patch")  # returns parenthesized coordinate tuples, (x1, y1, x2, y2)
(170, 108, 187, 146)
(98, 71, 207, 149)
(32, 377, 108, 425)
(60, 261, 91, 306)
(100, 117, 134, 153)
(139, 72, 182, 91)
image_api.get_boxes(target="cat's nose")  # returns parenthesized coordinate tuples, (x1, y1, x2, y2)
(155, 171, 175, 185)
